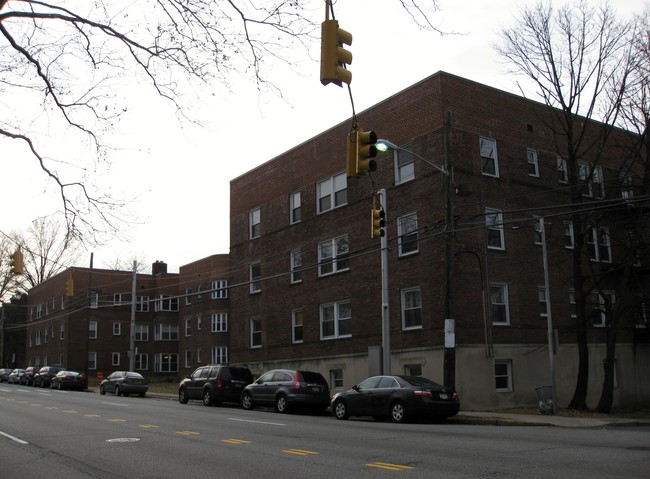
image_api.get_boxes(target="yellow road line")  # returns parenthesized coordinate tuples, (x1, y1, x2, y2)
(109, 418, 127, 423)
(176, 431, 200, 436)
(85, 414, 100, 418)
(222, 438, 251, 445)
(139, 424, 159, 429)
(283, 449, 320, 456)
(366, 462, 415, 471)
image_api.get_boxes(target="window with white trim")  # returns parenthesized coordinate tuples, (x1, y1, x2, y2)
(155, 295, 179, 312)
(621, 173, 634, 199)
(588, 226, 611, 263)
(212, 280, 228, 299)
(184, 350, 192, 368)
(401, 287, 422, 330)
(290, 191, 301, 224)
(113, 322, 121, 336)
(485, 208, 505, 250)
(579, 162, 604, 198)
(527, 148, 539, 177)
(490, 283, 510, 325)
(494, 360, 512, 392)
(135, 324, 149, 341)
(89, 321, 97, 339)
(590, 291, 615, 327)
(250, 317, 262, 348)
(185, 319, 191, 337)
(557, 157, 568, 183)
(60, 324, 65, 340)
(155, 353, 178, 372)
(398, 213, 418, 256)
(564, 222, 575, 249)
(211, 313, 228, 333)
(135, 354, 148, 370)
(249, 207, 261, 239)
(184, 288, 192, 305)
(538, 288, 548, 318)
(136, 296, 149, 312)
(113, 293, 122, 305)
(88, 352, 97, 370)
(292, 309, 303, 344)
(112, 352, 120, 367)
(290, 249, 302, 283)
(317, 172, 347, 213)
(155, 323, 179, 341)
(212, 346, 228, 364)
(250, 262, 261, 293)
(318, 236, 349, 276)
(394, 142, 415, 184)
(480, 137, 499, 177)
(320, 301, 351, 339)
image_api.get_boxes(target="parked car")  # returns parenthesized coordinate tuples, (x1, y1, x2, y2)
(0, 368, 11, 382)
(24, 366, 37, 386)
(50, 370, 87, 391)
(331, 375, 460, 423)
(7, 368, 26, 384)
(99, 371, 148, 397)
(240, 369, 331, 413)
(179, 365, 253, 406)
(33, 366, 66, 388)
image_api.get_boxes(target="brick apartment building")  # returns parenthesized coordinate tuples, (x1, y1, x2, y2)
(21, 71, 649, 409)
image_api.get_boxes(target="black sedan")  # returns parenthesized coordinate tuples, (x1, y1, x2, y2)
(50, 370, 87, 391)
(100, 371, 149, 397)
(331, 375, 460, 423)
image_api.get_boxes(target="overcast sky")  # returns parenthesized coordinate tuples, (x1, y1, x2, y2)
(4, 0, 644, 273)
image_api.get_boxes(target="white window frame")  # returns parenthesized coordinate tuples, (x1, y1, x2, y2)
(480, 137, 499, 177)
(494, 360, 513, 392)
(113, 293, 122, 305)
(135, 353, 148, 370)
(250, 317, 262, 348)
(136, 296, 149, 312)
(155, 323, 179, 341)
(113, 322, 121, 336)
(320, 300, 352, 340)
(88, 352, 97, 370)
(621, 173, 634, 199)
(250, 262, 262, 294)
(485, 208, 505, 250)
(60, 324, 65, 340)
(112, 352, 120, 367)
(212, 346, 228, 364)
(184, 350, 192, 368)
(401, 287, 422, 330)
(211, 313, 228, 333)
(154, 295, 179, 312)
(393, 142, 415, 185)
(538, 287, 548, 319)
(317, 172, 347, 214)
(564, 222, 575, 249)
(318, 236, 350, 276)
(135, 324, 149, 341)
(90, 291, 98, 309)
(527, 148, 539, 177)
(557, 156, 568, 183)
(290, 191, 301, 224)
(290, 249, 302, 284)
(185, 319, 192, 337)
(588, 226, 612, 263)
(155, 353, 178, 373)
(292, 309, 303, 344)
(184, 288, 192, 305)
(579, 162, 604, 199)
(397, 213, 419, 256)
(590, 291, 615, 327)
(490, 283, 510, 326)
(249, 207, 261, 239)
(212, 280, 228, 299)
(89, 320, 97, 339)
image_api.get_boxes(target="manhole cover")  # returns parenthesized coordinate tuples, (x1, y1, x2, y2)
(106, 438, 140, 443)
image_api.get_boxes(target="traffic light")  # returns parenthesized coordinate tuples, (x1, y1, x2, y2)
(371, 196, 386, 239)
(320, 19, 352, 87)
(346, 128, 378, 178)
(66, 273, 74, 297)
(9, 249, 24, 275)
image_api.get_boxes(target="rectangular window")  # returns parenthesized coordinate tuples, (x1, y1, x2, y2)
(398, 213, 419, 256)
(249, 207, 261, 239)
(590, 291, 615, 327)
(155, 323, 179, 341)
(290, 191, 301, 224)
(394, 142, 415, 184)
(290, 249, 302, 283)
(250, 262, 262, 294)
(490, 283, 510, 325)
(112, 352, 120, 367)
(404, 364, 422, 376)
(317, 172, 347, 213)
(330, 369, 344, 389)
(579, 162, 605, 198)
(401, 287, 422, 330)
(320, 301, 352, 339)
(36, 304, 42, 318)
(155, 353, 178, 373)
(113, 293, 122, 305)
(88, 352, 97, 370)
(184, 350, 192, 368)
(184, 288, 192, 305)
(90, 291, 98, 309)
(539, 288, 548, 318)
(155, 295, 179, 312)
(621, 173, 634, 199)
(588, 227, 611, 263)
(136, 296, 149, 312)
(564, 222, 575, 249)
(480, 137, 499, 177)
(60, 324, 65, 340)
(557, 157, 568, 183)
(527, 148, 539, 177)
(250, 317, 262, 348)
(318, 236, 350, 276)
(211, 313, 228, 333)
(135, 324, 149, 341)
(485, 208, 505, 250)
(292, 310, 304, 344)
(89, 321, 97, 339)
(212, 346, 228, 364)
(211, 280, 228, 299)
(494, 360, 512, 392)
(185, 319, 191, 337)
(113, 322, 121, 336)
(533, 217, 543, 245)
(135, 354, 148, 370)
(197, 314, 202, 331)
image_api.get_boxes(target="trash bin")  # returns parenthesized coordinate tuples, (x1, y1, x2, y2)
(535, 386, 554, 415)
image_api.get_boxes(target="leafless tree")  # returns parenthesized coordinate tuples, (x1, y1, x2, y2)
(0, 0, 442, 244)
(103, 254, 151, 274)
(495, 0, 638, 410)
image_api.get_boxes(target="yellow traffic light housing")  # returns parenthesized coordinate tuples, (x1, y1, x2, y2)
(347, 128, 378, 178)
(371, 196, 386, 239)
(320, 19, 352, 87)
(9, 249, 24, 275)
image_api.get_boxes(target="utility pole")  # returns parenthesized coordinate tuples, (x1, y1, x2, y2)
(129, 260, 137, 371)
(379, 189, 391, 375)
(443, 111, 456, 390)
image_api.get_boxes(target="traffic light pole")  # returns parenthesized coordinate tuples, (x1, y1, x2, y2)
(379, 189, 391, 375)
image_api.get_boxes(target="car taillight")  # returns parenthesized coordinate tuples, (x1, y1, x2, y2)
(293, 376, 300, 391)
(414, 390, 433, 398)
(216, 377, 223, 388)
(452, 392, 459, 401)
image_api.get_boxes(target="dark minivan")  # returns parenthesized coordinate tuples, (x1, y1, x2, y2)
(179, 365, 253, 407)
(240, 369, 331, 413)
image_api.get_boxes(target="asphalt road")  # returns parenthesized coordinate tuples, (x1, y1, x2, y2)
(1, 385, 649, 478)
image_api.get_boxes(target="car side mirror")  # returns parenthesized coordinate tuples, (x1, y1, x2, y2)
(352, 385, 360, 392)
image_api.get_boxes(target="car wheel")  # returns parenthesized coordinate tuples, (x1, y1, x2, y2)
(100, 385, 106, 395)
(179, 388, 189, 404)
(390, 401, 407, 423)
(203, 389, 213, 407)
(275, 395, 288, 413)
(333, 400, 349, 420)
(241, 392, 254, 410)
(115, 386, 121, 397)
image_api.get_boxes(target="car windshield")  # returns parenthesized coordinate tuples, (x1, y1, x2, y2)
(126, 372, 144, 379)
(401, 376, 441, 388)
